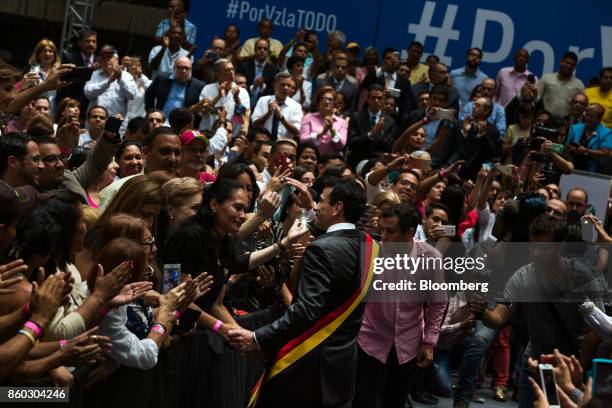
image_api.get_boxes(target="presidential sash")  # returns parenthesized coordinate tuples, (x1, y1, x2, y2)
(248, 234, 379, 408)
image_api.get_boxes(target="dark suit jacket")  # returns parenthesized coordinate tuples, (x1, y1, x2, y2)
(411, 82, 460, 112)
(144, 73, 205, 111)
(347, 110, 397, 168)
(459, 123, 502, 181)
(237, 59, 278, 90)
(312, 74, 359, 114)
(254, 229, 367, 406)
(361, 70, 416, 127)
(58, 50, 96, 120)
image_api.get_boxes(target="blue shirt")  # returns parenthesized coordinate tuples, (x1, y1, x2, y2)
(162, 75, 187, 118)
(459, 101, 507, 137)
(423, 118, 440, 148)
(566, 123, 612, 172)
(156, 18, 197, 45)
(450, 66, 489, 109)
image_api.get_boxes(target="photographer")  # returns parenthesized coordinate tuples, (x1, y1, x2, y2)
(193, 38, 227, 84)
(512, 118, 574, 185)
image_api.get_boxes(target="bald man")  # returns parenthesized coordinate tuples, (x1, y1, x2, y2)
(565, 103, 612, 173)
(459, 78, 507, 137)
(144, 56, 205, 117)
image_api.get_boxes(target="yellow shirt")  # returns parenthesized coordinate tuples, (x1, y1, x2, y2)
(585, 86, 612, 128)
(239, 37, 284, 58)
(409, 63, 430, 84)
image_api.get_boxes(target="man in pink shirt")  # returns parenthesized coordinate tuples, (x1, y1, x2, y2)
(353, 203, 447, 408)
(495, 48, 537, 107)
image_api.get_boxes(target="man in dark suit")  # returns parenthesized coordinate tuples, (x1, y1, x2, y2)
(144, 57, 204, 117)
(410, 63, 460, 113)
(237, 38, 279, 106)
(362, 48, 417, 127)
(59, 29, 98, 120)
(312, 52, 359, 114)
(229, 178, 371, 408)
(347, 84, 397, 168)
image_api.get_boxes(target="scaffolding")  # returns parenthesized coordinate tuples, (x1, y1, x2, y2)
(59, 0, 97, 57)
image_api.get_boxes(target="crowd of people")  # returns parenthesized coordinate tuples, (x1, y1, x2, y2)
(0, 0, 612, 407)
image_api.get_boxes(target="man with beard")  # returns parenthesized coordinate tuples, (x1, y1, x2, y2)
(450, 48, 489, 109)
(228, 178, 374, 408)
(177, 129, 210, 182)
(0, 132, 43, 188)
(99, 126, 181, 209)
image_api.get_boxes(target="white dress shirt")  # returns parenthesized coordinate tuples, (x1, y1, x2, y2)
(251, 95, 303, 140)
(291, 79, 312, 109)
(84, 69, 137, 117)
(127, 74, 152, 120)
(327, 222, 356, 233)
(198, 82, 250, 133)
(98, 305, 159, 369)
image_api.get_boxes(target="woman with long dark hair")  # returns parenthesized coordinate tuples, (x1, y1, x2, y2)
(163, 178, 307, 341)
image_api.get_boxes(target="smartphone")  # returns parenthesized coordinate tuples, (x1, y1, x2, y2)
(498, 165, 514, 176)
(439, 225, 456, 237)
(206, 51, 221, 62)
(551, 143, 565, 154)
(592, 358, 612, 395)
(163, 264, 181, 294)
(273, 152, 291, 174)
(104, 116, 123, 135)
(436, 109, 454, 121)
(388, 87, 401, 98)
(539, 364, 561, 407)
(61, 67, 94, 82)
(527, 74, 536, 84)
(482, 162, 493, 171)
(581, 217, 595, 242)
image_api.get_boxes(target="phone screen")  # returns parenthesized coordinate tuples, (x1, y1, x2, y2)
(595, 360, 612, 394)
(541, 367, 560, 405)
(163, 264, 181, 294)
(273, 152, 291, 174)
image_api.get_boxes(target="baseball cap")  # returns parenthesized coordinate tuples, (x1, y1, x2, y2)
(180, 130, 209, 146)
(347, 42, 361, 50)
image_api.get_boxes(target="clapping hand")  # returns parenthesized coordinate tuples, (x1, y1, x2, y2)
(0, 259, 27, 294)
(107, 281, 153, 308)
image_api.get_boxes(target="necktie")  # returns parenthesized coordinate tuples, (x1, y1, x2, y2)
(253, 64, 264, 102)
(271, 102, 283, 138)
(370, 114, 377, 129)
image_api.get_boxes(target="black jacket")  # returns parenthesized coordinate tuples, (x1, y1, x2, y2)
(144, 73, 205, 111)
(361, 70, 417, 126)
(312, 74, 359, 114)
(407, 108, 463, 168)
(237, 59, 278, 89)
(458, 123, 502, 181)
(411, 82, 461, 112)
(58, 50, 96, 120)
(347, 110, 397, 168)
(254, 229, 367, 407)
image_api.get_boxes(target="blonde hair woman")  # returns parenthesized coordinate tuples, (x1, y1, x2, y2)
(28, 39, 61, 112)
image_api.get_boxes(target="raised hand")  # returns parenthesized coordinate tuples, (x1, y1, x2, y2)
(30, 273, 66, 327)
(93, 261, 134, 303)
(257, 190, 281, 219)
(107, 281, 153, 308)
(0, 259, 27, 290)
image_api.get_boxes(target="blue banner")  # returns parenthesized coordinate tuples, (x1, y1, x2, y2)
(191, 0, 612, 82)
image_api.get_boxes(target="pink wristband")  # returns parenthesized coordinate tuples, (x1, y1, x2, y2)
(173, 310, 183, 319)
(151, 324, 166, 336)
(100, 307, 109, 317)
(24, 321, 43, 338)
(212, 320, 223, 333)
(59, 339, 68, 348)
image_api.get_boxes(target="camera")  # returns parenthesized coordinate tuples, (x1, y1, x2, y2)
(532, 124, 559, 140)
(206, 51, 221, 62)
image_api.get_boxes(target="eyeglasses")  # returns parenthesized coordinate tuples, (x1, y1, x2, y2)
(141, 236, 155, 248)
(320, 96, 335, 103)
(41, 155, 62, 165)
(398, 180, 418, 190)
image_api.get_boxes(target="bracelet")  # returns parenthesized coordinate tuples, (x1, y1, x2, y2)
(423, 116, 430, 125)
(100, 307, 109, 317)
(18, 329, 37, 347)
(24, 321, 43, 338)
(173, 310, 183, 319)
(213, 319, 223, 333)
(22, 302, 31, 320)
(59, 339, 68, 348)
(569, 387, 584, 404)
(151, 323, 167, 336)
(438, 169, 447, 179)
